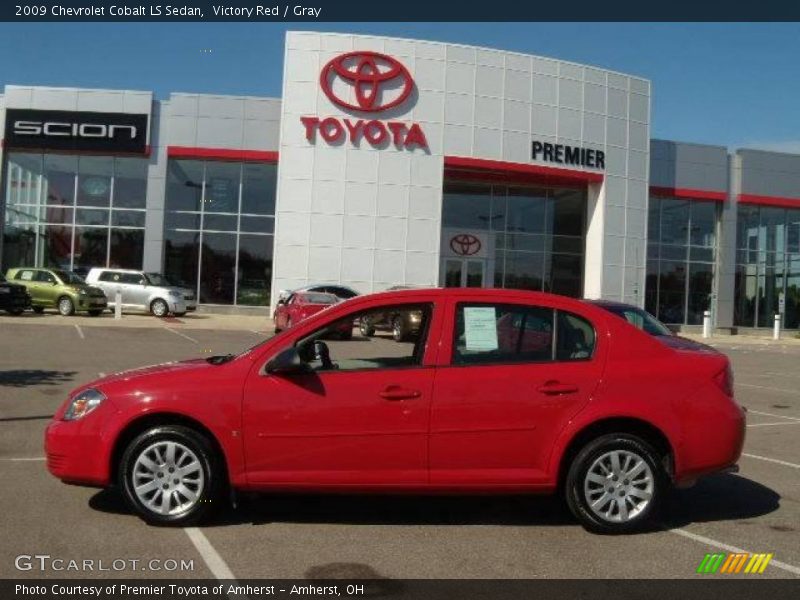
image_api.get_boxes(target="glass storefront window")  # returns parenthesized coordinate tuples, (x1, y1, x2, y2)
(77, 156, 113, 208)
(241, 163, 277, 215)
(443, 181, 586, 297)
(2, 151, 147, 273)
(163, 159, 277, 306)
(646, 196, 719, 325)
(733, 205, 800, 329)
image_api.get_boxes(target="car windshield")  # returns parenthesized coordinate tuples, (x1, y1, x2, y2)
(303, 293, 338, 305)
(54, 271, 85, 285)
(599, 304, 673, 337)
(145, 273, 173, 287)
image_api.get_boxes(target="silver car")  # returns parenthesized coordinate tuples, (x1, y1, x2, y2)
(85, 268, 196, 317)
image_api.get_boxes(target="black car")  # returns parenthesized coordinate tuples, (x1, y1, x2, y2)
(0, 272, 32, 315)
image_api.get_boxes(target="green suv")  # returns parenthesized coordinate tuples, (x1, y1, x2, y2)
(6, 268, 108, 316)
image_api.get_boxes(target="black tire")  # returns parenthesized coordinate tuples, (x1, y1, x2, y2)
(32, 306, 45, 314)
(564, 433, 666, 534)
(7, 308, 24, 316)
(150, 298, 169, 318)
(392, 316, 407, 342)
(88, 309, 103, 317)
(339, 329, 353, 340)
(359, 319, 375, 337)
(118, 425, 224, 526)
(57, 296, 75, 316)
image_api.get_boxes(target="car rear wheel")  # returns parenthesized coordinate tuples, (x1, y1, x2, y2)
(151, 298, 169, 318)
(32, 306, 45, 314)
(392, 316, 407, 342)
(119, 425, 223, 526)
(565, 433, 664, 534)
(7, 308, 24, 316)
(57, 296, 75, 316)
(359, 319, 375, 337)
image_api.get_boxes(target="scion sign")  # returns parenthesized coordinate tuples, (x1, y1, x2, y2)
(5, 109, 149, 154)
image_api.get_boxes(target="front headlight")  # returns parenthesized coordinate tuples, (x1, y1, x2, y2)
(64, 388, 106, 421)
(78, 289, 88, 295)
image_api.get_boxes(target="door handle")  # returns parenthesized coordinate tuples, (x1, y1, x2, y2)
(379, 386, 421, 401)
(537, 381, 579, 395)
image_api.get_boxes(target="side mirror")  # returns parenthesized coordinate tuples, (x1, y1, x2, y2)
(264, 347, 309, 375)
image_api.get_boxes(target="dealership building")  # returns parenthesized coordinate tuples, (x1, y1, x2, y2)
(1, 31, 798, 331)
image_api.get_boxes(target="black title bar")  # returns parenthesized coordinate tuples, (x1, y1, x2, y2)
(4, 1, 800, 21)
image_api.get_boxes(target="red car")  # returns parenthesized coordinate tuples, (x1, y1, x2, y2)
(273, 291, 351, 339)
(45, 289, 745, 533)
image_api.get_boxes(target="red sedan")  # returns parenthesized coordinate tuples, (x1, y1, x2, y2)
(45, 288, 745, 533)
(273, 291, 351, 339)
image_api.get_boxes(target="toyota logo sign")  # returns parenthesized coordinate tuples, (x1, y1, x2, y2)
(320, 51, 414, 113)
(450, 234, 482, 256)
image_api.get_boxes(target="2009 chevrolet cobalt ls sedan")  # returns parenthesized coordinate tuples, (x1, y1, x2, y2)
(45, 288, 745, 533)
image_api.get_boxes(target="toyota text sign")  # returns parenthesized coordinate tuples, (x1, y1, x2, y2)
(302, 51, 428, 151)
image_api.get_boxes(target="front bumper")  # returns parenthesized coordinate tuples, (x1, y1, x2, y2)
(77, 296, 108, 311)
(45, 418, 111, 487)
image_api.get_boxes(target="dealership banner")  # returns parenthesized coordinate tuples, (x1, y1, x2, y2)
(4, 0, 800, 21)
(4, 579, 800, 599)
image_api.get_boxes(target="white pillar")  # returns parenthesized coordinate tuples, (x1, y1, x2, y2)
(114, 289, 122, 320)
(773, 314, 781, 340)
(702, 310, 712, 339)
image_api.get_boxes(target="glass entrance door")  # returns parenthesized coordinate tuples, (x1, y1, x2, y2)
(443, 259, 485, 287)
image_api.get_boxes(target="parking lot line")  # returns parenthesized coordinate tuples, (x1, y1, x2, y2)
(747, 422, 800, 428)
(74, 324, 85, 339)
(748, 410, 800, 422)
(164, 327, 199, 344)
(184, 527, 236, 580)
(742, 453, 800, 469)
(0, 457, 45, 461)
(668, 528, 800, 576)
(738, 382, 797, 394)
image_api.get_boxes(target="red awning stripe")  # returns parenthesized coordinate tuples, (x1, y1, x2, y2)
(649, 186, 727, 202)
(167, 146, 278, 162)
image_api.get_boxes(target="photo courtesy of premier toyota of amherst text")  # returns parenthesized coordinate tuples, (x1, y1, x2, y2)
(0, 4, 799, 599)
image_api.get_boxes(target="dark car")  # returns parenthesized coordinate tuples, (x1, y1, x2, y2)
(0, 272, 32, 315)
(588, 300, 716, 353)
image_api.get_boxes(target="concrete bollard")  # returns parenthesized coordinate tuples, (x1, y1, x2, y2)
(773, 314, 781, 340)
(702, 310, 712, 339)
(115, 289, 122, 320)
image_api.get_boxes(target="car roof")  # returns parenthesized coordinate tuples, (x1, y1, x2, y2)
(88, 267, 142, 273)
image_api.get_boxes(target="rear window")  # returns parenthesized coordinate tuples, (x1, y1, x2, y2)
(453, 303, 595, 365)
(302, 293, 338, 305)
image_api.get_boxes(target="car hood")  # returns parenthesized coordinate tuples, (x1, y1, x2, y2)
(67, 284, 105, 294)
(92, 358, 213, 386)
(656, 335, 719, 353)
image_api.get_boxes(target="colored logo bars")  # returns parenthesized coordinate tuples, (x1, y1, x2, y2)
(696, 552, 773, 574)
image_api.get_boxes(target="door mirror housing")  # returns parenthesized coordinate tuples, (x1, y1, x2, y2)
(264, 347, 310, 375)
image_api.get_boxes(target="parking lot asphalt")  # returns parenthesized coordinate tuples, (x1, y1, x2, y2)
(1, 312, 799, 580)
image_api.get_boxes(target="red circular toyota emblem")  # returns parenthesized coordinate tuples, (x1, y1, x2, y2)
(320, 51, 414, 113)
(450, 234, 482, 256)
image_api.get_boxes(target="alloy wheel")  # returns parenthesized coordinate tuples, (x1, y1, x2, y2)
(58, 297, 74, 316)
(583, 449, 654, 523)
(131, 441, 205, 516)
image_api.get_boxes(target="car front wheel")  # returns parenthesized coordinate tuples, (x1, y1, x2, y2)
(58, 296, 75, 316)
(151, 298, 169, 318)
(119, 425, 223, 526)
(565, 433, 665, 534)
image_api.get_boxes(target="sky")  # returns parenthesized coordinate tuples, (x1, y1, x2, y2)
(0, 22, 798, 152)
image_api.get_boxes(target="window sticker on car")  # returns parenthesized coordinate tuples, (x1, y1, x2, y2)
(463, 306, 499, 351)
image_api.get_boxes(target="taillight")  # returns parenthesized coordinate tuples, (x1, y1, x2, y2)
(713, 364, 734, 397)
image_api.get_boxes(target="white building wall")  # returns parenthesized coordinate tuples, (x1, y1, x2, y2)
(273, 31, 651, 306)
